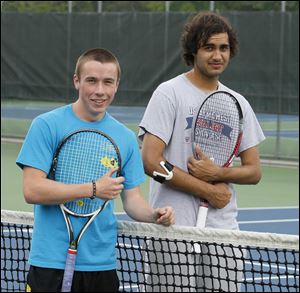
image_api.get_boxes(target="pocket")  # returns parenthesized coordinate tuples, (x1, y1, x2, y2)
(25, 283, 32, 292)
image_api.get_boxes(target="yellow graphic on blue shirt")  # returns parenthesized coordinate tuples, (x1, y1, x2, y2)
(101, 157, 118, 168)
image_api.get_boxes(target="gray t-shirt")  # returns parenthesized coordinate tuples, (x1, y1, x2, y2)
(138, 73, 265, 229)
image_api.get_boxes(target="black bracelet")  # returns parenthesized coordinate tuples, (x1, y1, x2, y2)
(90, 181, 96, 200)
(153, 174, 166, 183)
(164, 161, 174, 172)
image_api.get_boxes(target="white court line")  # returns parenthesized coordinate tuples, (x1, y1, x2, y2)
(238, 206, 299, 210)
(238, 207, 299, 225)
(239, 219, 299, 224)
(244, 275, 299, 282)
(245, 260, 299, 273)
(116, 207, 299, 214)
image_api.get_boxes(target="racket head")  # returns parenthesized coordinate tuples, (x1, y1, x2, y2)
(192, 91, 243, 167)
(50, 129, 121, 216)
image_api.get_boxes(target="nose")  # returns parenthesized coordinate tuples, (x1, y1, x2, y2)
(95, 82, 105, 95)
(212, 49, 222, 60)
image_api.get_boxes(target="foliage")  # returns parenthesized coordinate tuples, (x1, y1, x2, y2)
(1, 1, 299, 13)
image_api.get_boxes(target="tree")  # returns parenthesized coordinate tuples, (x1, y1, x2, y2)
(1, 1, 299, 13)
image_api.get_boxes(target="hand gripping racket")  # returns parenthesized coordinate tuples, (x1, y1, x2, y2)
(192, 91, 243, 230)
(49, 129, 121, 292)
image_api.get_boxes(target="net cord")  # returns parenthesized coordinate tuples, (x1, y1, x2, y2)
(1, 209, 298, 250)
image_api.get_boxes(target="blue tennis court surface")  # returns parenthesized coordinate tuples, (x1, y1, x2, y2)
(116, 207, 299, 236)
(2, 106, 299, 138)
(237, 207, 299, 235)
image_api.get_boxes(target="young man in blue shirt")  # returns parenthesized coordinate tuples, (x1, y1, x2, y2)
(17, 48, 174, 292)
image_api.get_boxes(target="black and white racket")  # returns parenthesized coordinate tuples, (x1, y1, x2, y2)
(192, 91, 243, 229)
(49, 129, 121, 292)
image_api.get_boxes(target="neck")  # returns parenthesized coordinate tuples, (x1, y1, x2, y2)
(72, 100, 105, 122)
(186, 69, 219, 92)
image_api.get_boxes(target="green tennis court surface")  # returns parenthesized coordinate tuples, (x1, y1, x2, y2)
(1, 139, 299, 213)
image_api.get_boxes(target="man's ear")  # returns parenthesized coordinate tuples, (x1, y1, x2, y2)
(73, 74, 80, 90)
(114, 80, 120, 93)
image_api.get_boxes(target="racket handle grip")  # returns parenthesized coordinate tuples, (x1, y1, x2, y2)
(194, 200, 208, 253)
(61, 248, 77, 292)
(196, 200, 208, 228)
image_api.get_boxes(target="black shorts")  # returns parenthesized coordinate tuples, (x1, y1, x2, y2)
(25, 265, 120, 292)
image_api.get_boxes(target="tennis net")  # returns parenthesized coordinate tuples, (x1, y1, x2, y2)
(1, 209, 299, 292)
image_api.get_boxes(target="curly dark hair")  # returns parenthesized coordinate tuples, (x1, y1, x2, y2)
(181, 12, 239, 66)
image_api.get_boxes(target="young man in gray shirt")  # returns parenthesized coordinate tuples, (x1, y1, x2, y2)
(138, 12, 265, 292)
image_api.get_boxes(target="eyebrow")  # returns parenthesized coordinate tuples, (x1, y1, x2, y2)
(203, 43, 229, 47)
(85, 76, 116, 82)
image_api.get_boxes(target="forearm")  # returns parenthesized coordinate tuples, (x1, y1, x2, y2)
(141, 133, 230, 208)
(165, 166, 217, 201)
(142, 146, 214, 201)
(217, 148, 262, 184)
(24, 177, 92, 205)
(217, 163, 262, 184)
(23, 167, 92, 205)
(122, 187, 155, 223)
(188, 146, 262, 185)
(146, 162, 229, 209)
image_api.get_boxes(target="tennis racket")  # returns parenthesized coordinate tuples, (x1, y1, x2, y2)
(192, 91, 243, 230)
(49, 129, 121, 292)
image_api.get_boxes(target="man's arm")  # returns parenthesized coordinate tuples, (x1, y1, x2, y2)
(141, 132, 231, 209)
(22, 166, 124, 205)
(121, 186, 174, 226)
(187, 146, 262, 184)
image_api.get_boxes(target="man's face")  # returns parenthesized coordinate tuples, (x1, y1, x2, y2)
(194, 32, 230, 79)
(73, 60, 119, 119)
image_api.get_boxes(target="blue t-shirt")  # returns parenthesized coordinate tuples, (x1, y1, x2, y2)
(16, 104, 145, 271)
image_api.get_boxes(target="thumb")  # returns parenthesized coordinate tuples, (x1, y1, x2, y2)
(194, 145, 206, 160)
(153, 208, 165, 222)
(106, 167, 119, 177)
(156, 207, 166, 216)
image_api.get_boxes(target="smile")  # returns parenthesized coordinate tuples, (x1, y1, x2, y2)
(91, 99, 107, 105)
(209, 63, 223, 68)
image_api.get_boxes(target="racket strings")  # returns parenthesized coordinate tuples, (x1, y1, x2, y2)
(194, 93, 242, 166)
(54, 131, 120, 214)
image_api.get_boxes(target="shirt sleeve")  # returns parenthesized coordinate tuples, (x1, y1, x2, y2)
(16, 117, 56, 174)
(120, 130, 146, 190)
(238, 100, 266, 154)
(138, 84, 176, 145)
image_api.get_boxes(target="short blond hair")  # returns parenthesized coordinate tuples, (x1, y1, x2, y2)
(75, 48, 121, 80)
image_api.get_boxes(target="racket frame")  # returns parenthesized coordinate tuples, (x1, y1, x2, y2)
(192, 91, 243, 229)
(49, 129, 122, 292)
